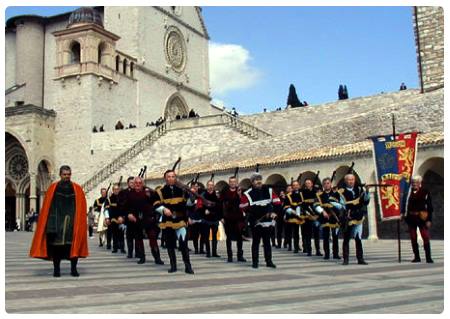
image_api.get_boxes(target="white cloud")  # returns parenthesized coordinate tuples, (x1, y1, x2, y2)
(209, 42, 262, 96)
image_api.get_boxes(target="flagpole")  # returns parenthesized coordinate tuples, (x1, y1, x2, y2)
(392, 114, 401, 263)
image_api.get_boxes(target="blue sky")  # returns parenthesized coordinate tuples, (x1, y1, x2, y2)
(5, 6, 418, 114)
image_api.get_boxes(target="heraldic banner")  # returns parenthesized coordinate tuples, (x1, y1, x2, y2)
(370, 132, 419, 221)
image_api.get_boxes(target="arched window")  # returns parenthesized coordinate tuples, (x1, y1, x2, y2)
(70, 41, 81, 64)
(123, 59, 128, 75)
(115, 55, 120, 72)
(130, 62, 134, 77)
(98, 42, 106, 65)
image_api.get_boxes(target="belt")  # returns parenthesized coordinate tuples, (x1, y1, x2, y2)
(159, 220, 187, 230)
(348, 216, 365, 226)
(285, 218, 305, 225)
(321, 222, 340, 229)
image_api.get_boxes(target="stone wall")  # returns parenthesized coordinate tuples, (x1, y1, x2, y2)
(5, 31, 16, 90)
(413, 6, 444, 92)
(15, 19, 45, 107)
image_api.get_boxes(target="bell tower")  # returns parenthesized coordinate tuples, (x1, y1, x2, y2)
(53, 7, 121, 82)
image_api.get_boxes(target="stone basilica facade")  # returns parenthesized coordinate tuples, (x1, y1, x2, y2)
(5, 6, 217, 227)
(5, 7, 443, 240)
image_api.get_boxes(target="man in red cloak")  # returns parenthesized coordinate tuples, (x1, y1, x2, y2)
(29, 165, 89, 277)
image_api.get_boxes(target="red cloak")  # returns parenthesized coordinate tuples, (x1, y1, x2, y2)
(29, 181, 89, 259)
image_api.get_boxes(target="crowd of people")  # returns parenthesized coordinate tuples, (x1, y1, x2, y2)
(93, 109, 204, 133)
(29, 164, 434, 278)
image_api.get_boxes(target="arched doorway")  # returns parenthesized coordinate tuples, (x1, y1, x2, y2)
(5, 181, 16, 231)
(6, 132, 30, 230)
(265, 174, 287, 194)
(418, 157, 444, 239)
(164, 94, 189, 121)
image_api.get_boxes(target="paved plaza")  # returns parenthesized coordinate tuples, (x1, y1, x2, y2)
(5, 232, 444, 314)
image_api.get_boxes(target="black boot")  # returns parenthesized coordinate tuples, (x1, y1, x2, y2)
(355, 238, 368, 265)
(137, 255, 146, 264)
(237, 239, 246, 262)
(342, 241, 349, 265)
(167, 248, 177, 273)
(411, 242, 421, 262)
(53, 258, 61, 277)
(266, 260, 276, 268)
(252, 245, 259, 268)
(293, 240, 299, 253)
(226, 239, 233, 262)
(181, 246, 194, 274)
(70, 258, 79, 277)
(332, 232, 340, 259)
(212, 239, 220, 257)
(424, 242, 434, 263)
(126, 239, 133, 258)
(237, 251, 247, 262)
(323, 235, 330, 260)
(315, 236, 322, 256)
(205, 239, 211, 258)
(306, 240, 312, 256)
(151, 248, 164, 265)
(193, 239, 199, 255)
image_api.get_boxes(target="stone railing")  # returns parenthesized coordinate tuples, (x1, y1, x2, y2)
(220, 112, 272, 139)
(163, 113, 272, 139)
(81, 123, 168, 193)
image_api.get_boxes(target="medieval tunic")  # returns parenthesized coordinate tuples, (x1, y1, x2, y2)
(240, 186, 281, 264)
(406, 188, 433, 225)
(46, 181, 76, 259)
(405, 187, 434, 254)
(220, 187, 245, 241)
(154, 184, 189, 243)
(339, 186, 370, 230)
(30, 181, 88, 260)
(187, 193, 204, 253)
(283, 190, 304, 252)
(198, 190, 222, 256)
(154, 184, 192, 271)
(220, 187, 246, 260)
(316, 190, 344, 228)
(284, 191, 305, 225)
(118, 187, 135, 257)
(300, 187, 321, 255)
(106, 193, 126, 251)
(339, 185, 370, 263)
(316, 189, 345, 258)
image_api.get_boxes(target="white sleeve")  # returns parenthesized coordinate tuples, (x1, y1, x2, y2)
(155, 205, 166, 214)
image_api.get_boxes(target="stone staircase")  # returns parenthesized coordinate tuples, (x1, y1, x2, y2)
(81, 124, 169, 193)
(81, 113, 271, 194)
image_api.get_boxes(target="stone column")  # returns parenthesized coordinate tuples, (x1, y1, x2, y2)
(29, 172, 38, 213)
(15, 194, 26, 231)
(367, 190, 379, 241)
